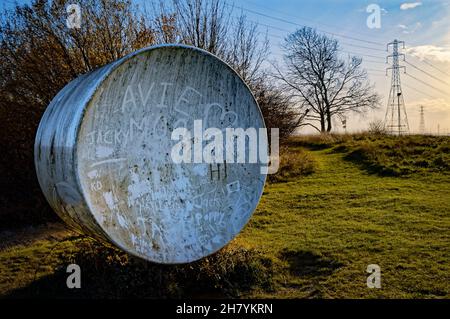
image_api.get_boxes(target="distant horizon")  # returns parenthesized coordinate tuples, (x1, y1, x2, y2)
(229, 0, 450, 134)
(2, 0, 449, 134)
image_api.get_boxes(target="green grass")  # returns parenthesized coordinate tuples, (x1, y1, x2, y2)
(242, 136, 450, 298)
(268, 146, 316, 183)
(1, 134, 449, 298)
(0, 235, 274, 298)
(291, 133, 450, 176)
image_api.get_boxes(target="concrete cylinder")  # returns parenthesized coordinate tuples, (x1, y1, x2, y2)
(35, 44, 266, 263)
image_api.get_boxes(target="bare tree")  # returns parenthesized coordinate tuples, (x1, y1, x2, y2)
(0, 0, 157, 225)
(0, 0, 305, 227)
(368, 119, 387, 135)
(153, 0, 269, 86)
(252, 80, 307, 140)
(172, 0, 230, 55)
(223, 14, 269, 86)
(152, 0, 307, 141)
(0, 0, 156, 107)
(275, 27, 381, 133)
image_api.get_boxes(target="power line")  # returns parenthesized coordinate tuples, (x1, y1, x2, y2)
(254, 20, 292, 33)
(245, 17, 385, 53)
(226, 2, 385, 46)
(238, 5, 446, 88)
(270, 50, 386, 65)
(422, 58, 450, 77)
(363, 59, 387, 65)
(366, 68, 385, 73)
(241, 4, 446, 101)
(404, 46, 450, 77)
(405, 73, 449, 96)
(237, 12, 388, 63)
(341, 43, 385, 53)
(403, 83, 436, 99)
(404, 60, 449, 86)
(341, 51, 383, 59)
(241, 0, 387, 42)
(267, 34, 385, 61)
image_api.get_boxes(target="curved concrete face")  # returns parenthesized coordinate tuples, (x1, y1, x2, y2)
(36, 45, 266, 263)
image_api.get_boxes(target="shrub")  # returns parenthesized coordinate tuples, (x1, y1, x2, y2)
(268, 147, 316, 183)
(368, 119, 387, 135)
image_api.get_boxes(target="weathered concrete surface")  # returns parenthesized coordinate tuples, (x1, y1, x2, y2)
(35, 44, 266, 263)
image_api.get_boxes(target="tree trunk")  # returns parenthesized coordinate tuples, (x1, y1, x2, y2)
(326, 111, 332, 132)
(326, 103, 332, 132)
(320, 113, 326, 132)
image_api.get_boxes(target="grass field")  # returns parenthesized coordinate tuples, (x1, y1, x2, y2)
(1, 134, 449, 298)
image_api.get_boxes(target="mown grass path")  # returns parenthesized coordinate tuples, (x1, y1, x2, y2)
(1, 147, 449, 298)
(239, 147, 450, 298)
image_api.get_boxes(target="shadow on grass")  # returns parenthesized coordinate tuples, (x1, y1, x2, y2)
(342, 148, 408, 177)
(279, 249, 343, 278)
(4, 240, 274, 299)
(326, 144, 408, 176)
(286, 139, 333, 151)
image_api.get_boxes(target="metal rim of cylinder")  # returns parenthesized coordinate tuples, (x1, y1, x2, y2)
(35, 44, 267, 264)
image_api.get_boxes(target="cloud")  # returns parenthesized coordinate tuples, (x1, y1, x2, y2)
(396, 22, 422, 34)
(400, 2, 423, 10)
(406, 45, 450, 63)
(400, 22, 422, 34)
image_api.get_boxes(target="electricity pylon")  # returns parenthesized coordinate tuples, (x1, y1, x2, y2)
(419, 105, 425, 134)
(384, 40, 409, 135)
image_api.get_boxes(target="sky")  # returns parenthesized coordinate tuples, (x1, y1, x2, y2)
(230, 0, 450, 134)
(2, 0, 450, 134)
